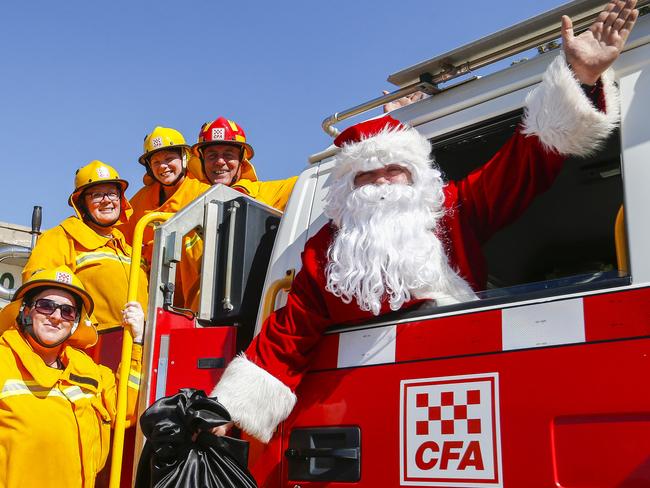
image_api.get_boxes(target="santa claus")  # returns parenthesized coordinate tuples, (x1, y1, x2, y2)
(211, 0, 638, 443)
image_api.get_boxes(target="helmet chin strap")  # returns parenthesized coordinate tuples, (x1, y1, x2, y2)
(159, 168, 186, 187)
(79, 192, 120, 229)
(85, 212, 119, 228)
(147, 152, 187, 188)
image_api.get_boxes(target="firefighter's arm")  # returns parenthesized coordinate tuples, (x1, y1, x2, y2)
(101, 303, 144, 424)
(101, 342, 143, 426)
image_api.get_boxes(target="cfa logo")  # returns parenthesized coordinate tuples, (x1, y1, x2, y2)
(400, 373, 502, 487)
(212, 128, 226, 141)
(96, 166, 110, 179)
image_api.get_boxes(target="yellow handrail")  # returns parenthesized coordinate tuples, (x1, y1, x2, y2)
(109, 212, 172, 488)
(615, 205, 628, 273)
(261, 269, 295, 322)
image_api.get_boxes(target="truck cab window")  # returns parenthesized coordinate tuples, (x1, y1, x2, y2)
(432, 110, 626, 296)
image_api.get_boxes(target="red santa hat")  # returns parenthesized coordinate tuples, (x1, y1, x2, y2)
(331, 115, 433, 184)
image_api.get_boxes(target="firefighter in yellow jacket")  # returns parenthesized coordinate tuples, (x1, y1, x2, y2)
(189, 117, 297, 211)
(181, 117, 298, 309)
(0, 266, 143, 488)
(12, 162, 149, 347)
(122, 127, 210, 311)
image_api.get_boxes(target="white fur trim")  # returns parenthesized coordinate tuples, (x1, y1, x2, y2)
(332, 126, 431, 181)
(211, 354, 297, 443)
(522, 54, 619, 157)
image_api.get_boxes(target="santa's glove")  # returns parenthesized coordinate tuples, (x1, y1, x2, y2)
(122, 301, 145, 344)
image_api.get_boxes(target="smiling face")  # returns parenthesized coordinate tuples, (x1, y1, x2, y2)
(25, 288, 78, 349)
(202, 144, 242, 186)
(149, 149, 184, 186)
(353, 164, 413, 188)
(82, 182, 121, 226)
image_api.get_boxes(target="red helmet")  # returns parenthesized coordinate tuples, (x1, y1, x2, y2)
(193, 117, 254, 160)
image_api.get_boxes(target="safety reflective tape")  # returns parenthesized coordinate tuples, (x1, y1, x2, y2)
(127, 370, 141, 389)
(76, 252, 132, 267)
(184, 233, 201, 250)
(227, 120, 238, 132)
(61, 385, 94, 402)
(0, 379, 91, 402)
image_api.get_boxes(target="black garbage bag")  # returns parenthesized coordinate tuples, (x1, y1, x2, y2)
(135, 388, 257, 488)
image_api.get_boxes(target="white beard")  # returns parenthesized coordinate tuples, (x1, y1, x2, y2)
(325, 183, 476, 315)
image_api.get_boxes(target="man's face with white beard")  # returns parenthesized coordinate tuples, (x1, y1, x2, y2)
(324, 163, 475, 315)
(353, 164, 413, 187)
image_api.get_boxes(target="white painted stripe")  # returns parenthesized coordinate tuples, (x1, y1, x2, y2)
(337, 324, 397, 368)
(325, 283, 646, 336)
(501, 298, 586, 351)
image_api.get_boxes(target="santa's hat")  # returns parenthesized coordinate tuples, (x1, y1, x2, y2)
(325, 115, 443, 227)
(331, 115, 433, 184)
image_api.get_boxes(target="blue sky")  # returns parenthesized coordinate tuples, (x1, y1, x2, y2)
(1, 0, 568, 229)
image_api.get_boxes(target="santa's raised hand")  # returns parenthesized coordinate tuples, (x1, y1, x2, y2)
(563, 0, 639, 85)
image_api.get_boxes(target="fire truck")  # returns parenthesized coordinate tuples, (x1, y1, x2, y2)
(2, 0, 650, 486)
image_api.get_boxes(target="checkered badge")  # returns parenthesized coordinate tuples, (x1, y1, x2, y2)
(151, 136, 163, 149)
(400, 373, 502, 487)
(55, 272, 73, 285)
(96, 166, 110, 178)
(211, 128, 226, 141)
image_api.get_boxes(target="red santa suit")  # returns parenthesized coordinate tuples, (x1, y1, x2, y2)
(212, 55, 620, 442)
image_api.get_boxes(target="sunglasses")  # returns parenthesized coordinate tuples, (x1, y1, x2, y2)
(32, 298, 78, 321)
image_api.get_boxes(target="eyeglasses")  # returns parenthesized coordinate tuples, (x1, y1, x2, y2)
(32, 298, 78, 321)
(86, 191, 120, 203)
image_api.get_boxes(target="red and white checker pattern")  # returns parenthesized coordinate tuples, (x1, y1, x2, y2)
(55, 271, 73, 284)
(400, 373, 502, 487)
(211, 128, 226, 141)
(415, 389, 483, 437)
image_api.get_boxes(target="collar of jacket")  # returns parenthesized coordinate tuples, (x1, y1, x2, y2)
(60, 216, 129, 254)
(141, 173, 210, 213)
(3, 328, 102, 393)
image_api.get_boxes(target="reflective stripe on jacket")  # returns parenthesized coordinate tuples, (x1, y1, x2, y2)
(0, 328, 141, 488)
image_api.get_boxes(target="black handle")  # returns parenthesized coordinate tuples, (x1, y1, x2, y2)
(31, 206, 42, 234)
(285, 447, 359, 460)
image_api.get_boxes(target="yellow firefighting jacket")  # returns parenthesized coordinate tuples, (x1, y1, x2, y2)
(123, 173, 210, 252)
(124, 174, 210, 307)
(19, 217, 148, 333)
(181, 176, 297, 310)
(0, 328, 141, 488)
(232, 177, 298, 212)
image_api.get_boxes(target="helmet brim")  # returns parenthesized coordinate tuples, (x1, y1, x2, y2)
(138, 145, 191, 166)
(192, 140, 254, 161)
(14, 278, 94, 318)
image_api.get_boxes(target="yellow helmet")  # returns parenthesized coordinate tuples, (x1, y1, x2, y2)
(68, 161, 132, 225)
(12, 265, 97, 349)
(139, 126, 191, 167)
